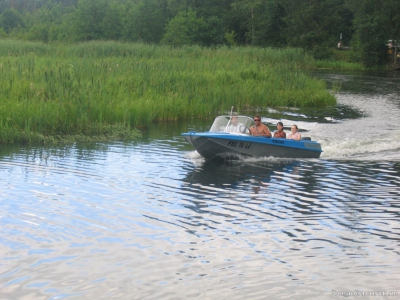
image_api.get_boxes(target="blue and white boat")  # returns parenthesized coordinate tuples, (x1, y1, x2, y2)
(182, 115, 322, 160)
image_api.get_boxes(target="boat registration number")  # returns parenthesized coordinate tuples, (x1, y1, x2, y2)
(227, 141, 251, 149)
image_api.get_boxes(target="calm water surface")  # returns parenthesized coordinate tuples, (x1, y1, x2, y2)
(1, 71, 400, 299)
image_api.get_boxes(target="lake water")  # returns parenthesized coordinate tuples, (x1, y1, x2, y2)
(1, 71, 400, 299)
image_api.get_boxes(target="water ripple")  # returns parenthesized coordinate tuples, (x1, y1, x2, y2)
(1, 139, 400, 298)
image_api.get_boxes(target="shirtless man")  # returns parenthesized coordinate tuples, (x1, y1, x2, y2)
(249, 116, 272, 137)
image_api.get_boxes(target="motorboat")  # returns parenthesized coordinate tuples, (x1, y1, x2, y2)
(182, 115, 322, 160)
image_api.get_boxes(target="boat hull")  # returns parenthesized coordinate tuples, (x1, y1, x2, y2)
(182, 132, 322, 160)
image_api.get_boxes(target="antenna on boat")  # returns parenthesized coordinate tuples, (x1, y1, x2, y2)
(230, 106, 234, 117)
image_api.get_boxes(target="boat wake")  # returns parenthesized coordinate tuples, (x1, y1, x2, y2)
(311, 93, 400, 160)
(318, 130, 400, 160)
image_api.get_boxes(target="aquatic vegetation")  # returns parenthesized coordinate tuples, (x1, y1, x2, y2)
(0, 40, 337, 144)
(314, 60, 365, 71)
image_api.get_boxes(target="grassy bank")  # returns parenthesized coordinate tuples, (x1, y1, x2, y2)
(314, 59, 365, 70)
(314, 49, 365, 70)
(0, 40, 337, 144)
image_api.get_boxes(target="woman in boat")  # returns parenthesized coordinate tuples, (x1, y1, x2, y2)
(273, 122, 286, 138)
(287, 124, 301, 141)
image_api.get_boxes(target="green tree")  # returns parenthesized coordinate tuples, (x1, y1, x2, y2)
(348, 0, 399, 68)
(162, 11, 192, 46)
(47, 5, 77, 42)
(0, 7, 24, 33)
(201, 16, 225, 46)
(246, 0, 286, 47)
(230, 0, 286, 47)
(73, 0, 108, 41)
(162, 9, 207, 46)
(180, 0, 233, 46)
(0, 26, 7, 37)
(231, 0, 261, 45)
(27, 23, 49, 42)
(124, 0, 167, 43)
(281, 0, 353, 58)
(101, 1, 124, 40)
(167, 0, 194, 16)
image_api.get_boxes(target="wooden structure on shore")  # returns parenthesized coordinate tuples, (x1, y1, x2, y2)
(388, 40, 399, 65)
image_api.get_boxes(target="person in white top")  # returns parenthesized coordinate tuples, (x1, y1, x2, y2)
(287, 124, 301, 140)
(226, 116, 246, 133)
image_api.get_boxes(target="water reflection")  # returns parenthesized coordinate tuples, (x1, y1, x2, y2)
(2, 143, 400, 299)
(312, 69, 400, 95)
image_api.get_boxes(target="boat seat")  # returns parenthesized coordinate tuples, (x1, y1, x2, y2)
(301, 137, 311, 141)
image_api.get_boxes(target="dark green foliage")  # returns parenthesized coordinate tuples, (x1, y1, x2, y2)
(101, 2, 123, 40)
(283, 0, 352, 50)
(261, 0, 286, 47)
(311, 46, 334, 60)
(0, 8, 24, 33)
(74, 0, 108, 41)
(0, 0, 398, 68)
(124, 0, 167, 43)
(362, 38, 388, 68)
(348, 0, 398, 68)
(162, 10, 211, 47)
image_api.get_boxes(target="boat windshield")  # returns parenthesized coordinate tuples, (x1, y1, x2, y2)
(209, 116, 254, 133)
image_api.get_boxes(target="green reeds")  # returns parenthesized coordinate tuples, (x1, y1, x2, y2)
(0, 39, 53, 56)
(314, 60, 365, 70)
(0, 40, 337, 144)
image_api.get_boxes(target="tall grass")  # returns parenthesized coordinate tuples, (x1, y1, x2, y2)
(0, 39, 53, 56)
(314, 60, 365, 70)
(0, 40, 337, 144)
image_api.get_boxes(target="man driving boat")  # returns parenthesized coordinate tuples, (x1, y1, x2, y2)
(226, 116, 247, 133)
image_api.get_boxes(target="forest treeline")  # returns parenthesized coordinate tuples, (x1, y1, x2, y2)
(0, 0, 399, 68)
